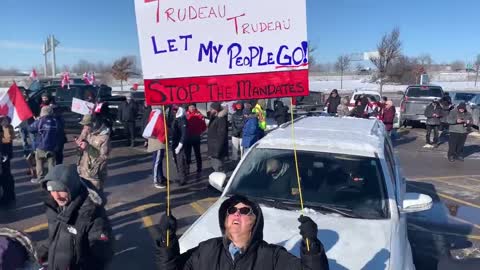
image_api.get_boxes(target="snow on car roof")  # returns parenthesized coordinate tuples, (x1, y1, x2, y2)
(257, 116, 385, 157)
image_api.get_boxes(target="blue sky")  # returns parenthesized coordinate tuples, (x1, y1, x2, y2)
(1, 0, 479, 70)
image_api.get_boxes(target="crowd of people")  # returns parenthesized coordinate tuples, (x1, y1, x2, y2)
(0, 87, 476, 269)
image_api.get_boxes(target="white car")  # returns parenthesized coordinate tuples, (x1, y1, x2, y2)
(179, 116, 432, 270)
(348, 90, 382, 111)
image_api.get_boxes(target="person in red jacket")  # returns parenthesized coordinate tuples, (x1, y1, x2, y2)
(185, 104, 207, 175)
(381, 100, 396, 136)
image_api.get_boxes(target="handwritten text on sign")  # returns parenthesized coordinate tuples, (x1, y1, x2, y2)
(144, 70, 308, 104)
(135, 0, 308, 104)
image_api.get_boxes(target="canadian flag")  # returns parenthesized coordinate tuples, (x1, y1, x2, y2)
(61, 72, 70, 89)
(0, 83, 33, 127)
(142, 109, 166, 143)
(29, 69, 38, 81)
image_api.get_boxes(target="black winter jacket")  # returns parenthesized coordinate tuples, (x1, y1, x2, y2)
(142, 106, 152, 130)
(39, 187, 114, 270)
(117, 100, 138, 122)
(274, 104, 289, 125)
(207, 109, 229, 159)
(171, 116, 188, 149)
(231, 111, 245, 138)
(155, 195, 329, 270)
(326, 96, 341, 114)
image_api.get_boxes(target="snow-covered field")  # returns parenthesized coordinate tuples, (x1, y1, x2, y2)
(2, 79, 480, 95)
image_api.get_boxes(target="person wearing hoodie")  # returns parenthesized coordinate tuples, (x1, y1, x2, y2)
(76, 115, 111, 191)
(336, 96, 350, 117)
(242, 110, 263, 151)
(207, 102, 229, 172)
(349, 96, 369, 118)
(37, 164, 114, 270)
(29, 106, 58, 183)
(325, 89, 341, 115)
(185, 103, 207, 174)
(252, 99, 267, 131)
(0, 228, 41, 270)
(155, 194, 329, 270)
(171, 105, 189, 185)
(381, 100, 396, 136)
(231, 102, 246, 161)
(273, 100, 289, 125)
(447, 102, 473, 162)
(424, 100, 443, 148)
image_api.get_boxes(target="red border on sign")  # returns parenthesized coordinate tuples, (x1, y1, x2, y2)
(144, 70, 309, 105)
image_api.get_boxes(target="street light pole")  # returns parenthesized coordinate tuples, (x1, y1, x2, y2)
(50, 35, 56, 77)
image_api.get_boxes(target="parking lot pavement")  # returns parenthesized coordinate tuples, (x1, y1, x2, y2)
(2, 127, 480, 269)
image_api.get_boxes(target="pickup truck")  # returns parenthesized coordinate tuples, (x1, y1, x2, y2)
(400, 85, 444, 127)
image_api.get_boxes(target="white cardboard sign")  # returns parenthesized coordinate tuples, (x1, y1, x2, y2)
(71, 98, 95, 115)
(134, 0, 308, 80)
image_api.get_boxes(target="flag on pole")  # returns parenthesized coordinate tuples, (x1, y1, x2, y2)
(29, 69, 38, 81)
(0, 83, 33, 127)
(142, 109, 166, 143)
(61, 72, 70, 89)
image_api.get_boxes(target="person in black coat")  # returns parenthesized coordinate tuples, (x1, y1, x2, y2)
(170, 105, 189, 185)
(155, 194, 329, 270)
(38, 164, 114, 270)
(231, 102, 245, 161)
(207, 102, 229, 172)
(274, 100, 289, 126)
(424, 100, 443, 147)
(141, 101, 152, 147)
(117, 93, 138, 147)
(325, 89, 341, 115)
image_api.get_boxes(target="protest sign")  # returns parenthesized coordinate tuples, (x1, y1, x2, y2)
(134, 0, 309, 105)
(71, 98, 95, 115)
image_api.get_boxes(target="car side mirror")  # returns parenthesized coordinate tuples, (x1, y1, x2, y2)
(209, 172, 227, 192)
(402, 192, 432, 213)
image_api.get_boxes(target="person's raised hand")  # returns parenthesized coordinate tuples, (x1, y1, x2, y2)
(298, 215, 317, 240)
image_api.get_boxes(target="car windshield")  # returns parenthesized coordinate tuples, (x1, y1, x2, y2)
(406, 87, 443, 98)
(227, 148, 390, 219)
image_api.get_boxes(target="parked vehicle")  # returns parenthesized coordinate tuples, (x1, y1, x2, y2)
(400, 85, 444, 126)
(179, 116, 432, 270)
(348, 90, 381, 111)
(449, 92, 477, 106)
(466, 94, 480, 128)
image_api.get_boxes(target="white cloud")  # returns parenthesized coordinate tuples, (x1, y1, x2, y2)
(0, 40, 42, 50)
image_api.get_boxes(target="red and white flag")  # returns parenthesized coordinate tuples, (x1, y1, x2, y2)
(0, 83, 33, 127)
(142, 109, 166, 143)
(83, 72, 90, 85)
(29, 69, 38, 81)
(88, 72, 96, 85)
(61, 72, 70, 89)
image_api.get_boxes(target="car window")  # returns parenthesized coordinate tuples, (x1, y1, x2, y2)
(227, 148, 390, 219)
(453, 93, 476, 102)
(353, 94, 380, 102)
(406, 87, 443, 98)
(383, 140, 396, 187)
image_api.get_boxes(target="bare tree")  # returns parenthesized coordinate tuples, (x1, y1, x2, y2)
(335, 55, 351, 89)
(475, 54, 480, 86)
(308, 43, 317, 67)
(370, 27, 402, 96)
(450, 60, 465, 72)
(111, 56, 137, 90)
(417, 54, 433, 67)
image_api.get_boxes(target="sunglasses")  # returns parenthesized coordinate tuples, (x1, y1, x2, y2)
(227, 206, 253, 216)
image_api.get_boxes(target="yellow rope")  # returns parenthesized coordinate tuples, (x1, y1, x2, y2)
(290, 97, 309, 251)
(162, 105, 171, 247)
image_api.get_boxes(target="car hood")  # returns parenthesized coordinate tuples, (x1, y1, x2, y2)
(180, 198, 393, 270)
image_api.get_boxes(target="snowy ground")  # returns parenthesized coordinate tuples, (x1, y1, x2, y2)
(2, 79, 480, 95)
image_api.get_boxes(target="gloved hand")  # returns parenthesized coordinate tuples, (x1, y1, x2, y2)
(158, 212, 178, 248)
(298, 215, 323, 254)
(175, 143, 183, 155)
(159, 212, 177, 234)
(298, 215, 317, 240)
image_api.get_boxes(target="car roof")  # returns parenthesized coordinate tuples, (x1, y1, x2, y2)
(352, 90, 381, 96)
(257, 116, 386, 157)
